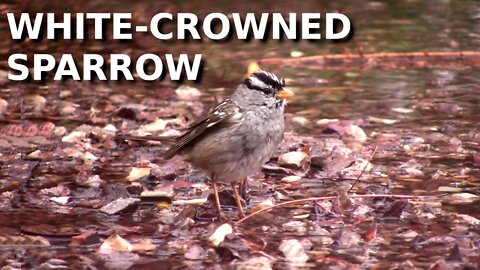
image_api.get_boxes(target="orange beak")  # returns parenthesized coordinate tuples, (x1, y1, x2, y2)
(277, 88, 295, 99)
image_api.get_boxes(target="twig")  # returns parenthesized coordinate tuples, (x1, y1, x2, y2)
(261, 51, 480, 62)
(235, 194, 432, 225)
(348, 145, 378, 193)
(259, 51, 480, 69)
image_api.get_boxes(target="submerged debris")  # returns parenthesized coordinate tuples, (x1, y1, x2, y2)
(279, 239, 309, 264)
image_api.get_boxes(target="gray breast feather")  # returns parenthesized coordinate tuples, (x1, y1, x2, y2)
(183, 107, 285, 183)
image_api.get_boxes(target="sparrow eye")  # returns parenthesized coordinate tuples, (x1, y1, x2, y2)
(246, 71, 284, 97)
(261, 87, 274, 96)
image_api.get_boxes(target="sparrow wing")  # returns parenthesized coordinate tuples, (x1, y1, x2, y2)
(163, 99, 242, 159)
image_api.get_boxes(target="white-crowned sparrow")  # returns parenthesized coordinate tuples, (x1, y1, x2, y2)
(124, 70, 294, 218)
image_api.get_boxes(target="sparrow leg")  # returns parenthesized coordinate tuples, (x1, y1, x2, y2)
(240, 178, 249, 199)
(231, 182, 245, 218)
(212, 182, 223, 219)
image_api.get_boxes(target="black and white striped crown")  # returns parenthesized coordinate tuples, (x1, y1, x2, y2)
(245, 70, 285, 93)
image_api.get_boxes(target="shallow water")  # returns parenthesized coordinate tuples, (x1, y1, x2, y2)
(1, 0, 480, 269)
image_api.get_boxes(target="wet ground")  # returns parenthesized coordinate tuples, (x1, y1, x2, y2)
(0, 0, 480, 269)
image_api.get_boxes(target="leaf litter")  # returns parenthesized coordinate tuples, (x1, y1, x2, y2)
(0, 3, 480, 269)
(1, 84, 479, 268)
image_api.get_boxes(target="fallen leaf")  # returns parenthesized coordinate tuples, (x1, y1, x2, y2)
(99, 234, 133, 254)
(278, 151, 310, 169)
(175, 86, 202, 101)
(139, 119, 167, 132)
(368, 116, 398, 124)
(209, 223, 233, 247)
(250, 199, 274, 213)
(279, 239, 308, 263)
(132, 239, 156, 252)
(363, 224, 378, 243)
(100, 198, 141, 215)
(290, 51, 304, 58)
(343, 124, 367, 143)
(444, 193, 479, 204)
(70, 230, 100, 246)
(0, 98, 7, 115)
(127, 167, 151, 182)
(438, 186, 463, 192)
(246, 62, 261, 76)
(62, 131, 87, 143)
(141, 184, 174, 198)
(391, 107, 414, 114)
(172, 198, 208, 205)
(281, 175, 302, 183)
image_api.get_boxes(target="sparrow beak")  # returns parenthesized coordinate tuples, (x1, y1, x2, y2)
(277, 88, 295, 99)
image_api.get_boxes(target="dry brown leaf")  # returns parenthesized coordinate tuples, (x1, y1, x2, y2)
(127, 167, 152, 182)
(208, 223, 233, 247)
(246, 62, 261, 77)
(132, 239, 156, 252)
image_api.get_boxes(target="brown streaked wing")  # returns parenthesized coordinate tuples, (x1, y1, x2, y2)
(163, 100, 241, 159)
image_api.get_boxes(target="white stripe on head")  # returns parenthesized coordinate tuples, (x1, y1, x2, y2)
(248, 75, 269, 89)
(260, 71, 279, 83)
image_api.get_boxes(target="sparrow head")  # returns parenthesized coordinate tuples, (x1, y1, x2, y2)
(244, 70, 294, 100)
